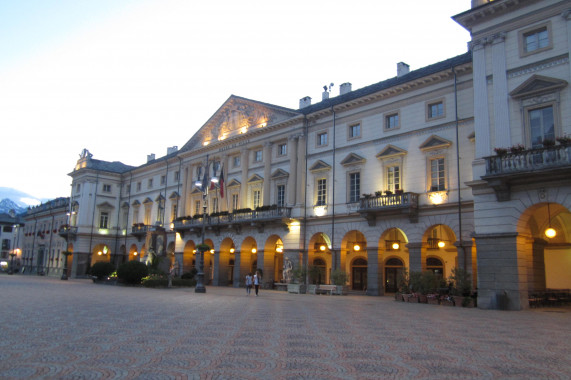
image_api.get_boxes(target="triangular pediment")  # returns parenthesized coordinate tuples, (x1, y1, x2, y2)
(191, 188, 203, 194)
(132, 200, 141, 207)
(309, 160, 331, 172)
(376, 145, 407, 160)
(340, 153, 366, 166)
(510, 75, 568, 99)
(169, 191, 180, 200)
(227, 179, 241, 188)
(97, 201, 115, 209)
(121, 202, 129, 208)
(143, 197, 153, 204)
(155, 194, 165, 202)
(180, 95, 301, 152)
(271, 169, 289, 179)
(419, 135, 452, 151)
(248, 174, 264, 183)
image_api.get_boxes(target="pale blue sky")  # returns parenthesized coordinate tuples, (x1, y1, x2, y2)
(0, 0, 471, 203)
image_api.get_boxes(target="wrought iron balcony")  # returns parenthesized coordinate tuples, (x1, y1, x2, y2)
(58, 225, 78, 241)
(131, 224, 151, 241)
(358, 192, 419, 226)
(173, 207, 292, 236)
(483, 145, 571, 201)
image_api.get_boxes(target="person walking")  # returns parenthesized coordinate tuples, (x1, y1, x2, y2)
(253, 271, 261, 296)
(245, 273, 253, 295)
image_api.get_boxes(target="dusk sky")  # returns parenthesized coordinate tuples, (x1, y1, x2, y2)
(0, 0, 471, 204)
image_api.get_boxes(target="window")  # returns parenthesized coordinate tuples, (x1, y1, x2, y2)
(519, 23, 551, 56)
(157, 200, 165, 225)
(276, 185, 285, 207)
(148, 179, 153, 189)
(232, 194, 239, 211)
(195, 201, 202, 215)
(126, 185, 131, 194)
(102, 184, 111, 193)
(278, 143, 287, 156)
(253, 190, 261, 209)
(171, 204, 178, 221)
(317, 132, 328, 147)
(254, 150, 262, 162)
(99, 212, 109, 229)
(385, 113, 399, 130)
(136, 182, 141, 192)
(174, 171, 180, 181)
(76, 184, 81, 193)
(233, 156, 241, 168)
(160, 175, 166, 185)
(428, 101, 444, 119)
(316, 178, 327, 206)
(386, 166, 400, 192)
(348, 123, 361, 139)
(529, 105, 554, 148)
(430, 158, 445, 192)
(348, 172, 360, 203)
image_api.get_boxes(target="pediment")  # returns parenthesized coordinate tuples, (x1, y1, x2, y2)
(97, 201, 115, 209)
(510, 75, 567, 99)
(227, 179, 241, 188)
(169, 191, 180, 200)
(180, 95, 301, 152)
(132, 200, 141, 207)
(191, 188, 203, 194)
(376, 145, 407, 160)
(121, 202, 129, 208)
(271, 169, 289, 179)
(155, 194, 165, 202)
(419, 135, 452, 151)
(143, 197, 153, 204)
(309, 160, 331, 172)
(248, 174, 264, 183)
(340, 153, 366, 166)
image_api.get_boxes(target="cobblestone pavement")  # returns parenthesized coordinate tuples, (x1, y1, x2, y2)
(1, 275, 570, 380)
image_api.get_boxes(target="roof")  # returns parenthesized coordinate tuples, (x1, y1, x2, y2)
(298, 52, 472, 114)
(83, 159, 135, 174)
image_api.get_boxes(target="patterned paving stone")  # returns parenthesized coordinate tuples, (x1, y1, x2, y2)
(1, 275, 571, 379)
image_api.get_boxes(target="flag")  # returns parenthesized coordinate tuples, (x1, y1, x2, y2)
(201, 170, 207, 193)
(219, 166, 224, 198)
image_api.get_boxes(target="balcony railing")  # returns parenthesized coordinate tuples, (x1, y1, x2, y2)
(58, 225, 78, 240)
(485, 145, 571, 176)
(173, 207, 292, 235)
(358, 192, 419, 225)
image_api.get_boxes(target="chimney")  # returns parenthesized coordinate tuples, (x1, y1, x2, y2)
(147, 153, 155, 162)
(397, 62, 410, 78)
(322, 90, 330, 101)
(340, 82, 352, 95)
(167, 146, 178, 155)
(299, 96, 312, 109)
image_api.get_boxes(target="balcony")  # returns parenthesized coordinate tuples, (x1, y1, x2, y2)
(483, 145, 571, 201)
(358, 192, 419, 226)
(131, 224, 151, 241)
(58, 225, 78, 241)
(173, 206, 292, 236)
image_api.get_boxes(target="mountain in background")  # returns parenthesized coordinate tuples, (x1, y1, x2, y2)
(0, 187, 50, 214)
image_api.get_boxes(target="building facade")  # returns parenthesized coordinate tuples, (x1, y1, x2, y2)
(22, 0, 571, 309)
(0, 211, 24, 273)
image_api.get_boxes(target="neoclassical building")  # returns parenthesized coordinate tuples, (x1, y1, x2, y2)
(23, 0, 571, 310)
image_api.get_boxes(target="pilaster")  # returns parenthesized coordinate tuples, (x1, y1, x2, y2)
(263, 142, 272, 205)
(240, 149, 249, 209)
(288, 135, 299, 206)
(472, 40, 491, 158)
(406, 242, 424, 273)
(491, 32, 511, 148)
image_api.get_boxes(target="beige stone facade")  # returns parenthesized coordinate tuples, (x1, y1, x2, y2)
(22, 0, 571, 309)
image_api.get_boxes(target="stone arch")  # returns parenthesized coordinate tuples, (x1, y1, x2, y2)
(236, 236, 258, 287)
(419, 224, 457, 279)
(91, 243, 111, 265)
(218, 237, 236, 286)
(182, 240, 196, 274)
(128, 244, 139, 262)
(308, 232, 332, 284)
(263, 234, 284, 285)
(340, 230, 367, 286)
(350, 256, 368, 291)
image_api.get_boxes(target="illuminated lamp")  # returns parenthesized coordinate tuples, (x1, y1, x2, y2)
(251, 248, 257, 254)
(545, 203, 557, 238)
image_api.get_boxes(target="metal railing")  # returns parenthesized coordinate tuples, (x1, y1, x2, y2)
(358, 192, 418, 211)
(486, 146, 571, 176)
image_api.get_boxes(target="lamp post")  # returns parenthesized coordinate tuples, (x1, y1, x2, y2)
(194, 154, 218, 293)
(61, 210, 76, 280)
(9, 224, 20, 275)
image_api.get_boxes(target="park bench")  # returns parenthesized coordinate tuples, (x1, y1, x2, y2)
(317, 284, 337, 295)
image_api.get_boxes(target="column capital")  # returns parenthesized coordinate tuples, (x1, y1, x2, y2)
(491, 32, 507, 44)
(562, 9, 571, 20)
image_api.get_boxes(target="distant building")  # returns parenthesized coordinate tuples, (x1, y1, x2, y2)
(22, 0, 570, 309)
(0, 210, 24, 272)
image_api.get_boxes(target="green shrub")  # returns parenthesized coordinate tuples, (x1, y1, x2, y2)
(181, 268, 197, 280)
(117, 260, 148, 285)
(90, 262, 115, 280)
(331, 269, 349, 286)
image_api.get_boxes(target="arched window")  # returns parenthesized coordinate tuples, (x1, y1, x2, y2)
(426, 257, 444, 277)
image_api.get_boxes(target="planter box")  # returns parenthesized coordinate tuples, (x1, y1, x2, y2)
(441, 298, 454, 306)
(287, 283, 306, 294)
(307, 284, 317, 295)
(427, 297, 439, 305)
(408, 296, 419, 303)
(419, 295, 428, 303)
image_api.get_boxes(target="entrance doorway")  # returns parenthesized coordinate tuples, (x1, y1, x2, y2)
(351, 258, 367, 290)
(385, 258, 404, 293)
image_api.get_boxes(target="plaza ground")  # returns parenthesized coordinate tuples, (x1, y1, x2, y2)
(0, 275, 570, 379)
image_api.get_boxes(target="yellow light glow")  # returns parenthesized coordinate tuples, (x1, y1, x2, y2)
(353, 244, 361, 251)
(210, 249, 215, 254)
(314, 206, 327, 217)
(545, 227, 556, 238)
(259, 122, 267, 128)
(133, 252, 138, 256)
(276, 247, 283, 253)
(98, 251, 102, 255)
(429, 192, 445, 205)
(193, 249, 196, 254)
(203, 141, 210, 146)
(229, 248, 235, 253)
(438, 240, 446, 248)
(240, 127, 248, 134)
(392, 242, 400, 250)
(218, 133, 227, 141)
(251, 248, 257, 254)
(319, 244, 326, 251)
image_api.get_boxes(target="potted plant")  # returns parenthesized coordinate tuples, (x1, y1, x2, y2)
(509, 144, 525, 154)
(375, 191, 383, 197)
(542, 138, 555, 147)
(331, 269, 349, 295)
(556, 136, 571, 147)
(384, 190, 393, 195)
(396, 267, 410, 301)
(449, 267, 473, 307)
(494, 147, 508, 156)
(288, 267, 307, 294)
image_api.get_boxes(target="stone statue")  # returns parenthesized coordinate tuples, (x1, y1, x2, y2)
(283, 257, 293, 283)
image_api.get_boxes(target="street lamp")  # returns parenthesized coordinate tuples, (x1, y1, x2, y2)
(9, 224, 20, 275)
(193, 154, 218, 293)
(61, 209, 76, 280)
